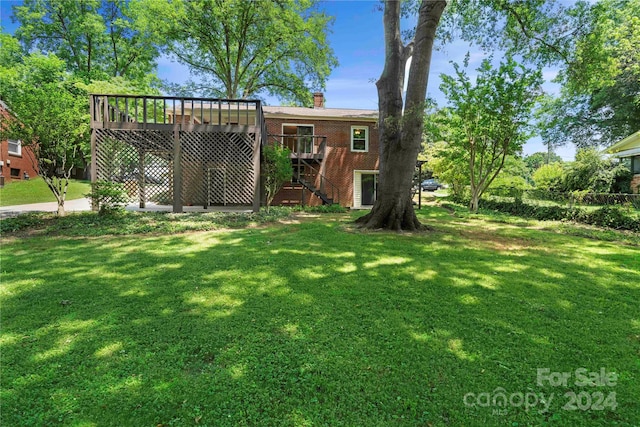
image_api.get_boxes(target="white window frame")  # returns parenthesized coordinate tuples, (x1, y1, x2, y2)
(353, 170, 379, 209)
(282, 123, 315, 154)
(350, 126, 368, 152)
(8, 139, 21, 156)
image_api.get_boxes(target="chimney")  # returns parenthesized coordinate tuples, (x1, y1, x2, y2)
(313, 92, 324, 109)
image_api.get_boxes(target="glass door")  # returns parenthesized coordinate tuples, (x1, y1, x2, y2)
(361, 174, 378, 206)
(297, 126, 313, 154)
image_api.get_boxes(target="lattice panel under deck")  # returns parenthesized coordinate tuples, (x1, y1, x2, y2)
(180, 131, 255, 206)
(95, 129, 256, 208)
(95, 129, 173, 206)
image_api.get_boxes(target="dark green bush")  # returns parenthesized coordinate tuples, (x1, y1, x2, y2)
(478, 199, 639, 231)
(578, 206, 640, 231)
(0, 212, 48, 233)
(88, 181, 130, 214)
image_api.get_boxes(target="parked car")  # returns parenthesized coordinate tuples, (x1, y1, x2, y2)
(421, 178, 442, 191)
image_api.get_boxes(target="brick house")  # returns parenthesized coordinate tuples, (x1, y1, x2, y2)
(265, 93, 379, 208)
(90, 93, 379, 211)
(0, 100, 39, 186)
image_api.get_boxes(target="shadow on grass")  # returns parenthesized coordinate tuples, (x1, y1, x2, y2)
(1, 212, 639, 426)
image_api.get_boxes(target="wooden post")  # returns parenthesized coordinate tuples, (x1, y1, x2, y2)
(253, 125, 261, 213)
(102, 96, 108, 123)
(90, 128, 98, 211)
(173, 129, 183, 213)
(418, 161, 422, 210)
(138, 148, 146, 209)
(89, 95, 95, 123)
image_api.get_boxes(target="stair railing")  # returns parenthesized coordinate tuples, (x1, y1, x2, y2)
(295, 158, 340, 205)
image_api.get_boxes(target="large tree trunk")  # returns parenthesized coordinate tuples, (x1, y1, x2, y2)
(356, 0, 446, 231)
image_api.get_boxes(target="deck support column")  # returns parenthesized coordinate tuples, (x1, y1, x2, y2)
(138, 148, 146, 209)
(90, 128, 98, 211)
(252, 132, 261, 213)
(172, 129, 183, 213)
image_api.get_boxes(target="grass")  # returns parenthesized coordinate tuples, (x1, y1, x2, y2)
(1, 205, 639, 426)
(0, 177, 91, 207)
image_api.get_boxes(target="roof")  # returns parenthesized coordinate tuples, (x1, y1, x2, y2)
(606, 131, 640, 158)
(263, 105, 378, 121)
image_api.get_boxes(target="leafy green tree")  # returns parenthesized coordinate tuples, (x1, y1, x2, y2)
(423, 107, 469, 200)
(427, 140, 469, 200)
(355, 0, 448, 230)
(439, 57, 542, 212)
(532, 163, 564, 191)
(524, 151, 563, 174)
(263, 144, 293, 212)
(12, 0, 160, 83)
(563, 147, 630, 193)
(0, 53, 89, 216)
(488, 156, 531, 191)
(134, 0, 337, 105)
(357, 0, 591, 230)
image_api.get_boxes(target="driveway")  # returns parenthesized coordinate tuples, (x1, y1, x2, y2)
(0, 199, 253, 219)
(0, 198, 92, 219)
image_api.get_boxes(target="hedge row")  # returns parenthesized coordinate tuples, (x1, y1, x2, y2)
(478, 199, 640, 232)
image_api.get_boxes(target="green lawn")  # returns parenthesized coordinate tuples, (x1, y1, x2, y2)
(1, 206, 638, 426)
(0, 177, 91, 207)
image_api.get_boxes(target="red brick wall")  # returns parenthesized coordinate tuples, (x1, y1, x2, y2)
(266, 117, 379, 207)
(0, 105, 39, 184)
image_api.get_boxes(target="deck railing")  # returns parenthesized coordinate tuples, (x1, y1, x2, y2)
(90, 94, 265, 130)
(267, 134, 327, 158)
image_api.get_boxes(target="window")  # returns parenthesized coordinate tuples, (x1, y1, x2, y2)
(351, 126, 368, 152)
(8, 139, 21, 156)
(10, 168, 20, 177)
(282, 124, 314, 154)
(632, 155, 640, 174)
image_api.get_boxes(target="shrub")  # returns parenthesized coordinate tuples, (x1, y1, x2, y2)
(263, 144, 293, 211)
(477, 199, 639, 231)
(532, 162, 564, 190)
(88, 181, 130, 214)
(578, 206, 640, 231)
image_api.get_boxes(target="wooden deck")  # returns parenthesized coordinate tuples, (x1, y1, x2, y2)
(90, 94, 265, 213)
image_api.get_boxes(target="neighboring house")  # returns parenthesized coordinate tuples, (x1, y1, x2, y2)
(264, 93, 379, 208)
(606, 130, 640, 193)
(0, 100, 39, 186)
(89, 93, 379, 211)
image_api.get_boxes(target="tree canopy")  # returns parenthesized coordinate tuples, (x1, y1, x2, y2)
(524, 151, 563, 173)
(437, 56, 542, 211)
(536, 0, 640, 147)
(135, 0, 337, 105)
(12, 0, 160, 83)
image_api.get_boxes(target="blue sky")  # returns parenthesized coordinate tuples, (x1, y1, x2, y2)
(1, 0, 575, 159)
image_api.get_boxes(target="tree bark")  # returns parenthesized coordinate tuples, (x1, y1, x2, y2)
(356, 0, 446, 231)
(469, 190, 480, 213)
